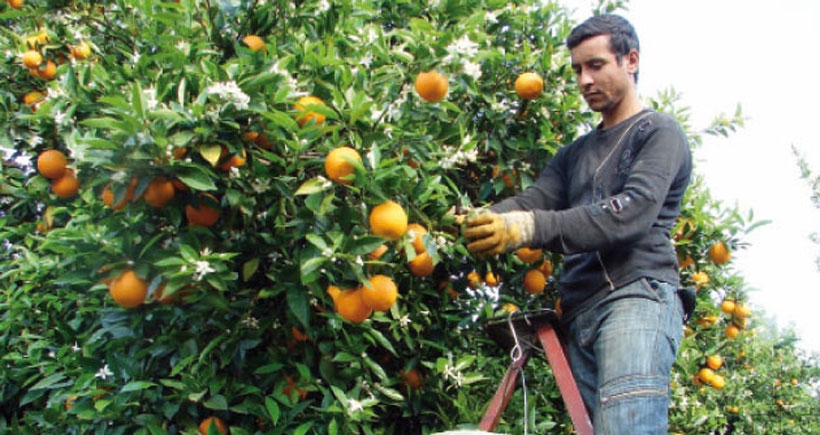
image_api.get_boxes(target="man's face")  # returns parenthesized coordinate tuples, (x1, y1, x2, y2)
(570, 34, 638, 115)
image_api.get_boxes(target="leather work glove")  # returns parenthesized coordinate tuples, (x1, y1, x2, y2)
(463, 210, 535, 256)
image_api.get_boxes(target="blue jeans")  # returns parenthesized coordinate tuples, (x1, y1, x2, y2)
(565, 279, 684, 434)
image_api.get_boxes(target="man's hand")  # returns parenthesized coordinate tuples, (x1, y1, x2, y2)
(463, 211, 535, 256)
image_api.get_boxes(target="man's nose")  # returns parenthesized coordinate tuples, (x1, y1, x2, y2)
(577, 69, 593, 87)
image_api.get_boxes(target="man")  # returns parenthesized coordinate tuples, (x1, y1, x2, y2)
(463, 14, 692, 434)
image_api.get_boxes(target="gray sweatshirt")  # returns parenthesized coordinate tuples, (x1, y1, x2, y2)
(490, 109, 692, 318)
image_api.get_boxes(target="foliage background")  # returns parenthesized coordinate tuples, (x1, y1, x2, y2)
(1, 0, 818, 434)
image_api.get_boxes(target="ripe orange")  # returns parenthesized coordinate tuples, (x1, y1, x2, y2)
(501, 302, 519, 313)
(414, 71, 448, 103)
(8, 0, 23, 9)
(709, 374, 726, 390)
(198, 416, 229, 434)
(523, 269, 546, 295)
(367, 244, 389, 261)
(485, 271, 499, 286)
(32, 59, 57, 80)
(22, 50, 42, 69)
(515, 247, 543, 263)
(37, 149, 68, 179)
(102, 178, 138, 211)
(708, 241, 731, 265)
(369, 200, 408, 241)
(678, 255, 695, 269)
(324, 146, 361, 185)
(241, 35, 265, 51)
(360, 274, 398, 311)
(407, 251, 434, 277)
(706, 355, 723, 371)
(514, 72, 544, 100)
(186, 194, 221, 227)
(51, 169, 79, 198)
(466, 270, 482, 289)
(697, 367, 716, 384)
(24, 91, 46, 109)
(406, 223, 428, 253)
(725, 324, 741, 339)
(294, 95, 326, 127)
(326, 285, 342, 303)
(334, 288, 372, 323)
(538, 259, 553, 278)
(108, 269, 148, 308)
(720, 299, 736, 315)
(690, 271, 709, 288)
(143, 176, 175, 208)
(733, 303, 752, 319)
(400, 368, 424, 390)
(71, 42, 92, 60)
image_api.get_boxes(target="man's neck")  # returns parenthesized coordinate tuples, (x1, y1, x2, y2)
(601, 95, 643, 129)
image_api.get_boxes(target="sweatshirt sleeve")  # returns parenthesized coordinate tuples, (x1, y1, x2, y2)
(529, 118, 689, 254)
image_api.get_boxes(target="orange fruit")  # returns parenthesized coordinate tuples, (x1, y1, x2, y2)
(37, 149, 68, 179)
(51, 169, 79, 198)
(241, 35, 265, 51)
(406, 223, 428, 253)
(709, 374, 726, 390)
(514, 72, 544, 100)
(466, 270, 482, 289)
(218, 149, 246, 171)
(485, 271, 499, 286)
(367, 244, 389, 261)
(186, 194, 221, 227)
(708, 241, 731, 265)
(294, 95, 326, 127)
(706, 355, 723, 371)
(697, 367, 716, 384)
(523, 269, 546, 295)
(360, 274, 398, 311)
(501, 302, 519, 313)
(720, 299, 736, 315)
(690, 271, 709, 288)
(32, 59, 57, 80)
(24, 91, 46, 109)
(407, 251, 434, 278)
(678, 255, 695, 269)
(324, 146, 361, 185)
(515, 247, 543, 263)
(400, 368, 424, 390)
(334, 288, 372, 323)
(171, 147, 188, 160)
(283, 375, 308, 400)
(108, 269, 148, 308)
(102, 178, 138, 211)
(71, 41, 91, 60)
(8, 0, 23, 9)
(733, 303, 751, 319)
(326, 285, 342, 303)
(538, 259, 553, 278)
(369, 200, 408, 241)
(414, 71, 448, 103)
(22, 50, 42, 69)
(198, 416, 229, 434)
(143, 176, 175, 208)
(725, 324, 741, 339)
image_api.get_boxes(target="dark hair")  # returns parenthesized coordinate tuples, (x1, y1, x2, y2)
(567, 14, 640, 82)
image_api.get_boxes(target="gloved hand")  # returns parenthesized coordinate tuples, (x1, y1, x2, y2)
(463, 210, 535, 256)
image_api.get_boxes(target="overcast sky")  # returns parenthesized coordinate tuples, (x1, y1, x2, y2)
(561, 0, 820, 354)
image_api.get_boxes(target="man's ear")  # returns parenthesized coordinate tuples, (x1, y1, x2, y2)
(624, 49, 639, 75)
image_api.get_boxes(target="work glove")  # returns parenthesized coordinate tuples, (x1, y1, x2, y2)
(463, 210, 535, 256)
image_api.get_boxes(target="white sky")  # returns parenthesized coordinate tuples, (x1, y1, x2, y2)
(561, 0, 820, 354)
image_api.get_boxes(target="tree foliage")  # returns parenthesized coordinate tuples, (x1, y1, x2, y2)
(1, 0, 817, 434)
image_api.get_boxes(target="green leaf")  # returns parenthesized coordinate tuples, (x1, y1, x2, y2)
(265, 396, 280, 425)
(203, 394, 228, 410)
(295, 178, 329, 196)
(175, 165, 217, 191)
(349, 236, 388, 256)
(199, 144, 222, 167)
(120, 381, 157, 393)
(30, 373, 67, 390)
(293, 422, 314, 435)
(373, 383, 405, 402)
(242, 258, 259, 282)
(287, 286, 310, 329)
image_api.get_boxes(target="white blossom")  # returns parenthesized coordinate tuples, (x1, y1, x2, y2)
(316, 0, 330, 12)
(444, 35, 479, 62)
(95, 364, 113, 380)
(143, 87, 159, 110)
(72, 342, 81, 352)
(192, 260, 215, 281)
(347, 398, 364, 413)
(443, 363, 465, 387)
(462, 60, 482, 81)
(205, 81, 250, 110)
(485, 11, 498, 24)
(399, 314, 412, 328)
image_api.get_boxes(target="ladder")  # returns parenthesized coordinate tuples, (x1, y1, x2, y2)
(480, 309, 593, 435)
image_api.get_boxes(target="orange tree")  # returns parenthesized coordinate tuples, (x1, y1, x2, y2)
(1, 0, 818, 434)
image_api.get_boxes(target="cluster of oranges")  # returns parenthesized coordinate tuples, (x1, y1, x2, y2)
(326, 274, 398, 324)
(37, 149, 79, 199)
(720, 298, 752, 339)
(695, 354, 726, 390)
